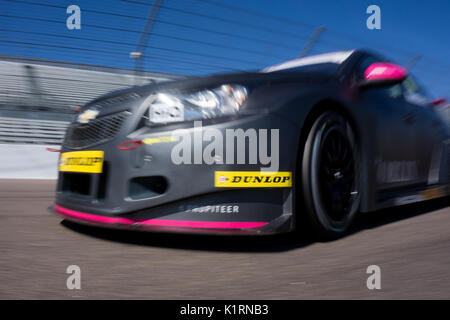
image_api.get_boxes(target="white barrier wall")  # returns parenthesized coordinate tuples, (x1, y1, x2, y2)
(0, 144, 59, 179)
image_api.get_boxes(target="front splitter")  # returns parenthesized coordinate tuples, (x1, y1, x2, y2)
(52, 204, 274, 235)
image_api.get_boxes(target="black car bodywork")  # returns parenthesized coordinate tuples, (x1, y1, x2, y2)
(53, 49, 450, 236)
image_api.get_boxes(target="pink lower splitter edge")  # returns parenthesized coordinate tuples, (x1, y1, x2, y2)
(54, 204, 268, 229)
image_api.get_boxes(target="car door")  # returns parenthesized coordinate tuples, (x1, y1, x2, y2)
(354, 56, 423, 191)
(401, 75, 448, 186)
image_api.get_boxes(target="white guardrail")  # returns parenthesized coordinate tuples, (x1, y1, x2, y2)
(0, 117, 69, 179)
(0, 143, 60, 179)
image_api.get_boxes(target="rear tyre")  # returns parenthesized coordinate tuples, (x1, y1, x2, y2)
(301, 111, 360, 239)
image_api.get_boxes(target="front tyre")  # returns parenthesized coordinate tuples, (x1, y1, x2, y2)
(302, 111, 360, 239)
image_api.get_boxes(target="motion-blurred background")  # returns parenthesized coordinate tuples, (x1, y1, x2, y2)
(0, 1, 450, 300)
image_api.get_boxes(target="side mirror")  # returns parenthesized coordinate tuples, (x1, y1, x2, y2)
(359, 62, 408, 88)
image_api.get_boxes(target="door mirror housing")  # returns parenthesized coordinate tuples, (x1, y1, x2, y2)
(359, 62, 408, 88)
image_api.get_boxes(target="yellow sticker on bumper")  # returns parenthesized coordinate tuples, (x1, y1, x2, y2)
(59, 150, 104, 173)
(215, 171, 292, 188)
(142, 136, 177, 145)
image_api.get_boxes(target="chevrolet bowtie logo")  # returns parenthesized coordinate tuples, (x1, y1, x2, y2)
(77, 109, 99, 124)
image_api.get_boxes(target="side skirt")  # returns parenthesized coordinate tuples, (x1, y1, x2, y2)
(375, 184, 450, 210)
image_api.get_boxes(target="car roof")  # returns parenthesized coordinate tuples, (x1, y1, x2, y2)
(262, 50, 355, 73)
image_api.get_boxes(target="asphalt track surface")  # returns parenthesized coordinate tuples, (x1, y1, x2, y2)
(1, 179, 449, 299)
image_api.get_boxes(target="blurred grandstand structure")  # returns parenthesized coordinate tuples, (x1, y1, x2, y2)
(0, 56, 181, 117)
(0, 55, 181, 144)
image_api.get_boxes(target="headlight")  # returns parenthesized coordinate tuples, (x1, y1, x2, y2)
(147, 84, 247, 124)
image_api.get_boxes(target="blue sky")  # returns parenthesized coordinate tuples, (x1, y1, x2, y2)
(0, 0, 448, 97)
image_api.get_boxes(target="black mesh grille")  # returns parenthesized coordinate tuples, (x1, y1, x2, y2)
(63, 111, 129, 149)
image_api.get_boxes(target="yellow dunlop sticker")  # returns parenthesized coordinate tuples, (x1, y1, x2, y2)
(215, 171, 292, 188)
(142, 136, 178, 145)
(421, 186, 447, 200)
(59, 150, 104, 173)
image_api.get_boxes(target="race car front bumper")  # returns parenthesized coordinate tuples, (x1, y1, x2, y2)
(54, 113, 299, 235)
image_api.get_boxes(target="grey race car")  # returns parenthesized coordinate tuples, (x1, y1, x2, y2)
(53, 49, 450, 238)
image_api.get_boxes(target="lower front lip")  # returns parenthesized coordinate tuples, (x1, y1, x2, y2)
(54, 204, 268, 231)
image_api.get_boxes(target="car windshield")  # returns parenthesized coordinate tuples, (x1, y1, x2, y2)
(262, 50, 354, 73)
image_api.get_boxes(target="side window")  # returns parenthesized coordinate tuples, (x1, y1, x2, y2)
(355, 56, 403, 99)
(402, 75, 430, 106)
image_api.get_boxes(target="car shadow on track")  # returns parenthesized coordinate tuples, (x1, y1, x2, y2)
(61, 196, 450, 253)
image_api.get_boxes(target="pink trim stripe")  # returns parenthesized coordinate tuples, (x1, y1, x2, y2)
(54, 204, 268, 229)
